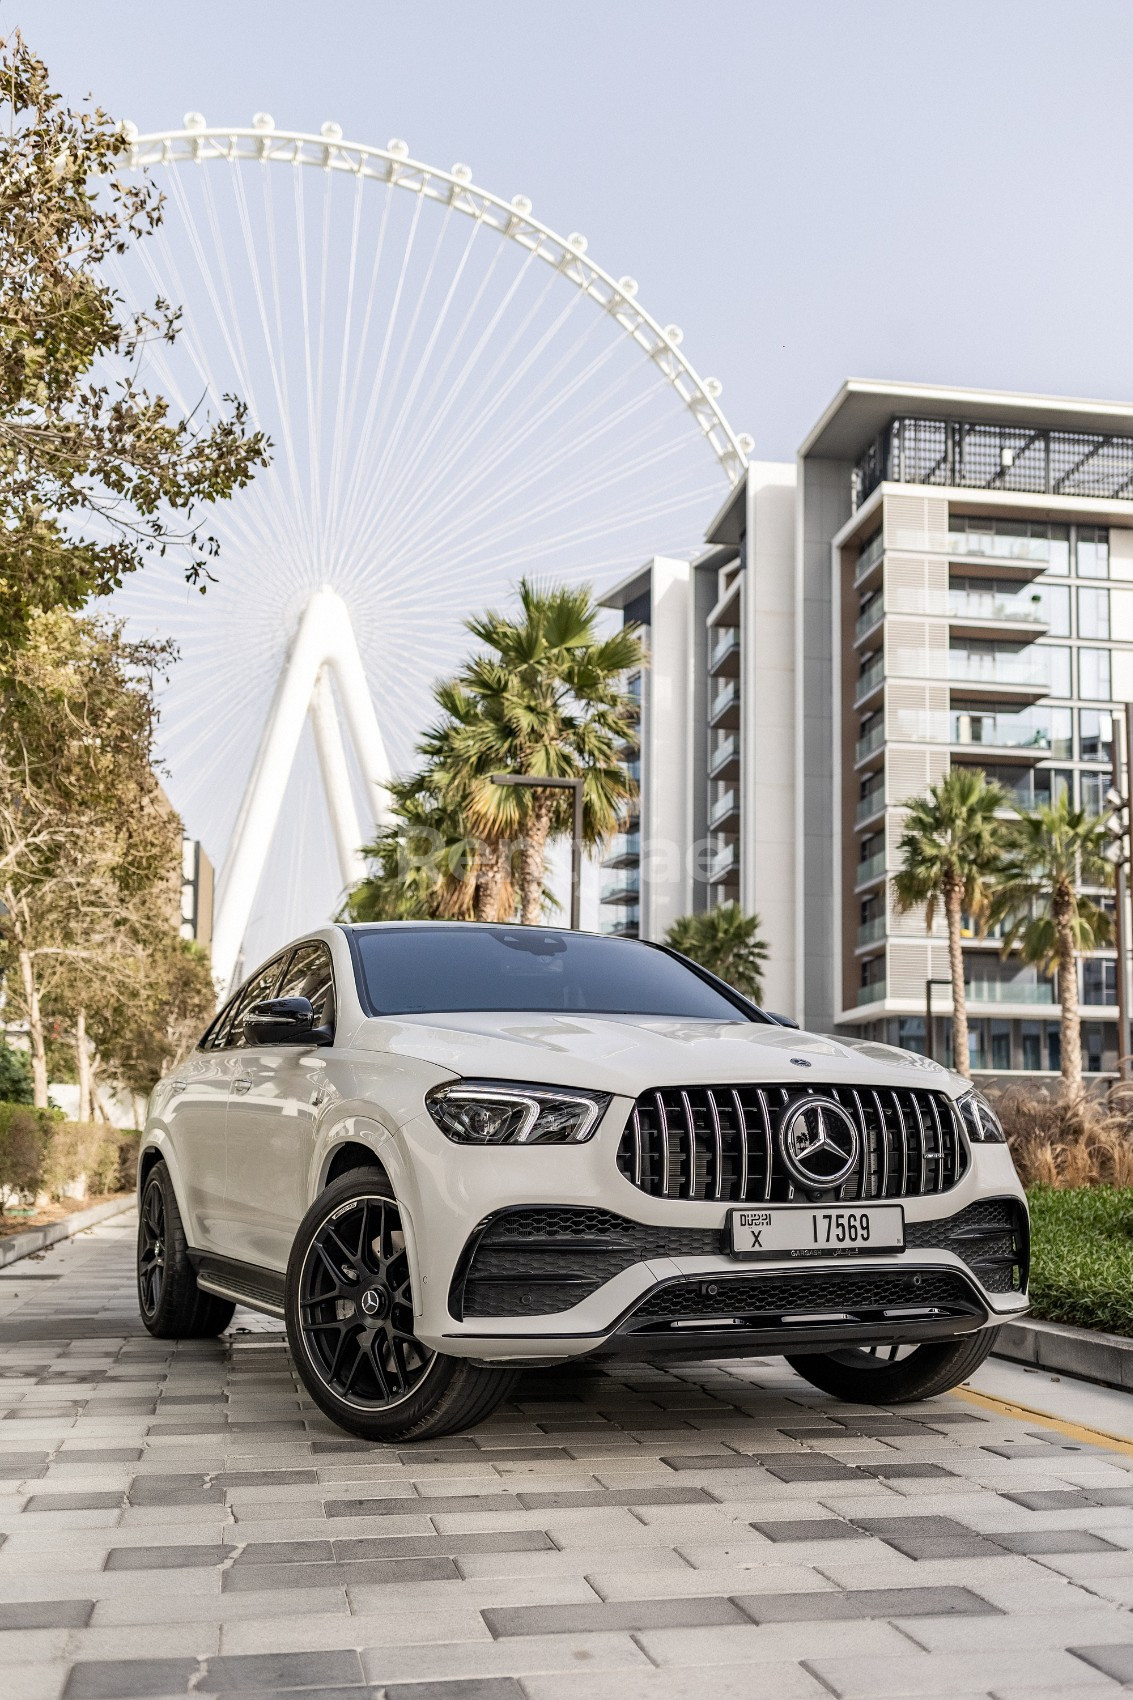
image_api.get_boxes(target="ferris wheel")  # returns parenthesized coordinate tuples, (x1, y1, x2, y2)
(109, 114, 751, 985)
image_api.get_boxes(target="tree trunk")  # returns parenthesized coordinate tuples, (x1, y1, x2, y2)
(17, 948, 49, 1108)
(475, 841, 507, 923)
(945, 880, 971, 1078)
(520, 793, 554, 925)
(76, 1009, 92, 1124)
(1055, 890, 1083, 1101)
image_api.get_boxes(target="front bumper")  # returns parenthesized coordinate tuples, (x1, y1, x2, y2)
(383, 1107, 1029, 1363)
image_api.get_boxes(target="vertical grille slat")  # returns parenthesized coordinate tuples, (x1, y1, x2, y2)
(619, 1083, 966, 1204)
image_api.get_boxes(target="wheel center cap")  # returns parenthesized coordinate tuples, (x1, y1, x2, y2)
(360, 1285, 388, 1320)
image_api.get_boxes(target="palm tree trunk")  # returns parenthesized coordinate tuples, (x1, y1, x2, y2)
(18, 948, 49, 1109)
(475, 840, 507, 922)
(945, 881, 971, 1078)
(520, 793, 554, 925)
(1055, 898, 1083, 1101)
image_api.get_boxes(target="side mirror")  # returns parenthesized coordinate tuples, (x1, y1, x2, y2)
(767, 1011, 800, 1029)
(243, 996, 332, 1047)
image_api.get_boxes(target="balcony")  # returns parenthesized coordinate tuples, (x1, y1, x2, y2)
(947, 586, 1048, 633)
(710, 788, 739, 829)
(966, 980, 1055, 1005)
(855, 721, 885, 765)
(854, 653, 884, 705)
(856, 786, 885, 826)
(709, 735, 739, 780)
(855, 594, 884, 643)
(853, 530, 884, 587)
(602, 832, 640, 869)
(855, 850, 886, 888)
(602, 912, 640, 938)
(858, 978, 887, 1004)
(857, 916, 887, 947)
(708, 842, 739, 884)
(600, 876, 641, 906)
(892, 529, 1056, 570)
(709, 678, 740, 729)
(708, 628, 740, 677)
(948, 649, 1048, 700)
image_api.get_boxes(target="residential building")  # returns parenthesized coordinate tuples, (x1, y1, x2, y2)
(625, 381, 1133, 1078)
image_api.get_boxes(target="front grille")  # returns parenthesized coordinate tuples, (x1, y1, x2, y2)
(450, 1207, 722, 1320)
(627, 1267, 981, 1326)
(616, 1084, 966, 1203)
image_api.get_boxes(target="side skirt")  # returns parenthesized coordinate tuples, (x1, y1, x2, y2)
(189, 1252, 286, 1320)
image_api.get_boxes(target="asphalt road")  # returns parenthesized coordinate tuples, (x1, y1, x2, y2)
(2, 1210, 1133, 1700)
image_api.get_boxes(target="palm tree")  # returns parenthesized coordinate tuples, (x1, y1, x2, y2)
(453, 579, 645, 923)
(665, 904, 768, 1002)
(892, 767, 1007, 1078)
(988, 796, 1113, 1100)
(343, 771, 481, 923)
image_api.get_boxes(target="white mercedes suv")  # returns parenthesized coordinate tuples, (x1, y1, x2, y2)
(137, 922, 1029, 1441)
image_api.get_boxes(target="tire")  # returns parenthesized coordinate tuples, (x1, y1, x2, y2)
(137, 1160, 236, 1339)
(285, 1167, 519, 1442)
(784, 1328, 1000, 1405)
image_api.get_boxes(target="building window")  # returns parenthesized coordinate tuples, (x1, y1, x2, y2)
(1078, 586, 1110, 639)
(990, 1020, 1011, 1070)
(1021, 1022, 1042, 1071)
(1042, 645, 1072, 697)
(1036, 583, 1071, 635)
(1083, 959, 1117, 1005)
(1079, 709, 1114, 762)
(1078, 647, 1111, 700)
(1080, 771, 1106, 814)
(1077, 527, 1109, 578)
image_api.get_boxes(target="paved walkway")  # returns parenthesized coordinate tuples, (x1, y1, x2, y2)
(2, 1213, 1133, 1700)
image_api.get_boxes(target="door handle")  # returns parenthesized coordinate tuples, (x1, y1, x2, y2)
(232, 1077, 252, 1095)
(311, 1082, 328, 1107)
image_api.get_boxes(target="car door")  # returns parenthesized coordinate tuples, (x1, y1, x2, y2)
(165, 995, 244, 1255)
(223, 942, 337, 1272)
(205, 955, 288, 1263)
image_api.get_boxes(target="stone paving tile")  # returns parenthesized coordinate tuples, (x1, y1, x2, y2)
(5, 1211, 1133, 1700)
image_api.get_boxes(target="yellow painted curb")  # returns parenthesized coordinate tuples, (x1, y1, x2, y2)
(955, 1384, 1133, 1460)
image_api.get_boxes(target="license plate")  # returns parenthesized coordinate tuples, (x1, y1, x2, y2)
(729, 1204, 905, 1258)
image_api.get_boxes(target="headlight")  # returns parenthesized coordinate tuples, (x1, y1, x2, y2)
(957, 1089, 1006, 1144)
(426, 1079, 611, 1145)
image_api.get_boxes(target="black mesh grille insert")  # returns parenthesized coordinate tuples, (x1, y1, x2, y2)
(628, 1267, 980, 1324)
(616, 1084, 967, 1203)
(907, 1197, 1027, 1294)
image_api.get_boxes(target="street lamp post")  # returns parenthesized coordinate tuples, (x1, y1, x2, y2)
(491, 774, 584, 931)
(924, 977, 953, 1064)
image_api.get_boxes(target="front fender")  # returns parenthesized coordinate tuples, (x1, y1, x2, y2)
(309, 1109, 428, 1321)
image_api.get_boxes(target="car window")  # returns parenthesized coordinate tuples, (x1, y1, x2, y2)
(277, 942, 336, 1033)
(352, 926, 751, 1020)
(226, 956, 287, 1049)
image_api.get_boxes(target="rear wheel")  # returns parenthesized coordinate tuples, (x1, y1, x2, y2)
(137, 1160, 236, 1339)
(285, 1168, 519, 1442)
(784, 1329, 999, 1404)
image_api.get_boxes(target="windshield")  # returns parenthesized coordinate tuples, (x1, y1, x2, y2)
(351, 925, 753, 1020)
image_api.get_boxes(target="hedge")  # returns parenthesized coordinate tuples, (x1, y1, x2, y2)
(0, 1103, 138, 1214)
(1025, 1185, 1133, 1338)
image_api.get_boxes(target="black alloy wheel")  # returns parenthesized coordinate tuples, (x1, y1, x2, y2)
(137, 1171, 167, 1320)
(297, 1192, 434, 1409)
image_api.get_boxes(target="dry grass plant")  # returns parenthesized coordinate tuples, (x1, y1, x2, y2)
(994, 1083, 1133, 1188)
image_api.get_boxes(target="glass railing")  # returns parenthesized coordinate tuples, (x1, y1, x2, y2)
(710, 788, 738, 827)
(966, 981, 1055, 1005)
(709, 629, 739, 671)
(855, 722, 884, 763)
(947, 588, 1047, 624)
(857, 916, 887, 946)
(855, 597, 884, 641)
(856, 788, 885, 824)
(709, 844, 738, 882)
(602, 833, 640, 866)
(893, 529, 1057, 565)
(709, 735, 738, 775)
(950, 708, 1060, 751)
(858, 979, 887, 1003)
(600, 877, 641, 905)
(856, 850, 886, 885)
(709, 680, 739, 722)
(853, 531, 884, 584)
(948, 651, 1047, 688)
(855, 655, 884, 700)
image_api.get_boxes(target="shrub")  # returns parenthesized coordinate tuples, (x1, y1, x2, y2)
(1026, 1185, 1133, 1337)
(0, 1102, 55, 1210)
(41, 1122, 131, 1200)
(994, 1085, 1133, 1188)
(0, 1042, 34, 1105)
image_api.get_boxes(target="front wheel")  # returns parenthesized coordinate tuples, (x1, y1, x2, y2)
(285, 1168, 519, 1442)
(785, 1328, 999, 1405)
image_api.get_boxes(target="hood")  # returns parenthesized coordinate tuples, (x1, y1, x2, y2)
(356, 1010, 955, 1099)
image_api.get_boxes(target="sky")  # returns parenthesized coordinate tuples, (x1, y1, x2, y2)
(22, 0, 1133, 462)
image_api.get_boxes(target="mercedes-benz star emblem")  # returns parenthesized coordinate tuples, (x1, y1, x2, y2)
(777, 1097, 860, 1190)
(360, 1288, 383, 1318)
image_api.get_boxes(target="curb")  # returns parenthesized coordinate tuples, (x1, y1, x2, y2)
(992, 1315, 1133, 1393)
(0, 1196, 134, 1269)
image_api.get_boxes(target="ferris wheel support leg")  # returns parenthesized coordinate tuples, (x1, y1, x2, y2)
(323, 607, 392, 829)
(310, 666, 367, 894)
